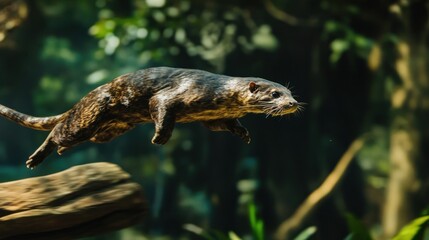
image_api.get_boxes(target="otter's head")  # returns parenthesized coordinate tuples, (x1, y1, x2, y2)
(243, 78, 301, 116)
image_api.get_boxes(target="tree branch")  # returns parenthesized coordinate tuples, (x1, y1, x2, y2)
(0, 162, 146, 239)
(275, 136, 368, 240)
(263, 0, 317, 26)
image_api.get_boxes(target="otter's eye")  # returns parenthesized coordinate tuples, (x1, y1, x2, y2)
(271, 91, 281, 98)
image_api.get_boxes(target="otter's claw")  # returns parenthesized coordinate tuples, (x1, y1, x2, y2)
(151, 133, 171, 145)
(57, 146, 70, 155)
(26, 155, 41, 169)
(241, 133, 251, 144)
(235, 128, 251, 144)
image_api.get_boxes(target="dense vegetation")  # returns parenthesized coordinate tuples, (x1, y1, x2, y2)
(0, 0, 428, 239)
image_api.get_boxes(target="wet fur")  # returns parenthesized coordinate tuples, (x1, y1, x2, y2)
(0, 67, 299, 168)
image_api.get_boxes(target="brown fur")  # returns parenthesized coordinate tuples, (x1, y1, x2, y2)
(0, 67, 300, 168)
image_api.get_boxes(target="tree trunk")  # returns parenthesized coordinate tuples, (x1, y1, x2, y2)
(382, 1, 429, 236)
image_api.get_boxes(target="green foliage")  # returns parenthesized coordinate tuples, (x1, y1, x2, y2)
(344, 213, 373, 240)
(183, 223, 241, 240)
(323, 20, 373, 63)
(183, 202, 266, 240)
(88, 0, 279, 72)
(294, 226, 317, 240)
(249, 202, 264, 240)
(228, 231, 242, 240)
(393, 216, 429, 240)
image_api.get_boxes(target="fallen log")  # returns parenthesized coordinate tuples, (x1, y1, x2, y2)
(0, 162, 146, 240)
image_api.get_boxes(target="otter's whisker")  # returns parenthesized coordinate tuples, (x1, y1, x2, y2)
(293, 109, 302, 118)
(264, 106, 277, 118)
(264, 109, 273, 118)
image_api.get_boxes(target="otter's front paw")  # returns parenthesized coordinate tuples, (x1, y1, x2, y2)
(240, 131, 251, 144)
(151, 133, 171, 145)
(233, 127, 251, 144)
(26, 154, 43, 169)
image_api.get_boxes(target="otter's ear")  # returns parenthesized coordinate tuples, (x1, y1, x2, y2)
(249, 82, 259, 93)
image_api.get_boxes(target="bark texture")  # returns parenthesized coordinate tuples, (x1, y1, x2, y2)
(0, 162, 146, 240)
(382, 1, 429, 238)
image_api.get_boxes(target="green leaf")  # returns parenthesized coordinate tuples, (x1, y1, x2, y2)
(249, 203, 257, 229)
(183, 224, 214, 240)
(228, 231, 242, 240)
(294, 226, 317, 240)
(248, 202, 264, 240)
(255, 220, 264, 240)
(344, 213, 373, 240)
(393, 216, 429, 240)
(330, 39, 350, 63)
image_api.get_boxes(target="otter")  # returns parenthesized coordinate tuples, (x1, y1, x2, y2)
(0, 67, 301, 168)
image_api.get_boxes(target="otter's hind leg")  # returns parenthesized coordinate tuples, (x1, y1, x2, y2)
(26, 132, 57, 169)
(203, 119, 251, 144)
(57, 122, 135, 155)
(90, 122, 135, 143)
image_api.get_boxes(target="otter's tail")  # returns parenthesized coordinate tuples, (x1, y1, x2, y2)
(0, 104, 65, 131)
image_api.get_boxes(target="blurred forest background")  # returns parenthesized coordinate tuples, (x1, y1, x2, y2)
(0, 0, 428, 239)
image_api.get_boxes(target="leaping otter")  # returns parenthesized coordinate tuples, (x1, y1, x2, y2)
(0, 67, 302, 168)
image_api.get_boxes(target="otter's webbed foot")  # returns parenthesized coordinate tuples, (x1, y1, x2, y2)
(26, 136, 57, 169)
(203, 119, 251, 144)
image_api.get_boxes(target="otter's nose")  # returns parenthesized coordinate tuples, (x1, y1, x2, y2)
(287, 100, 298, 108)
